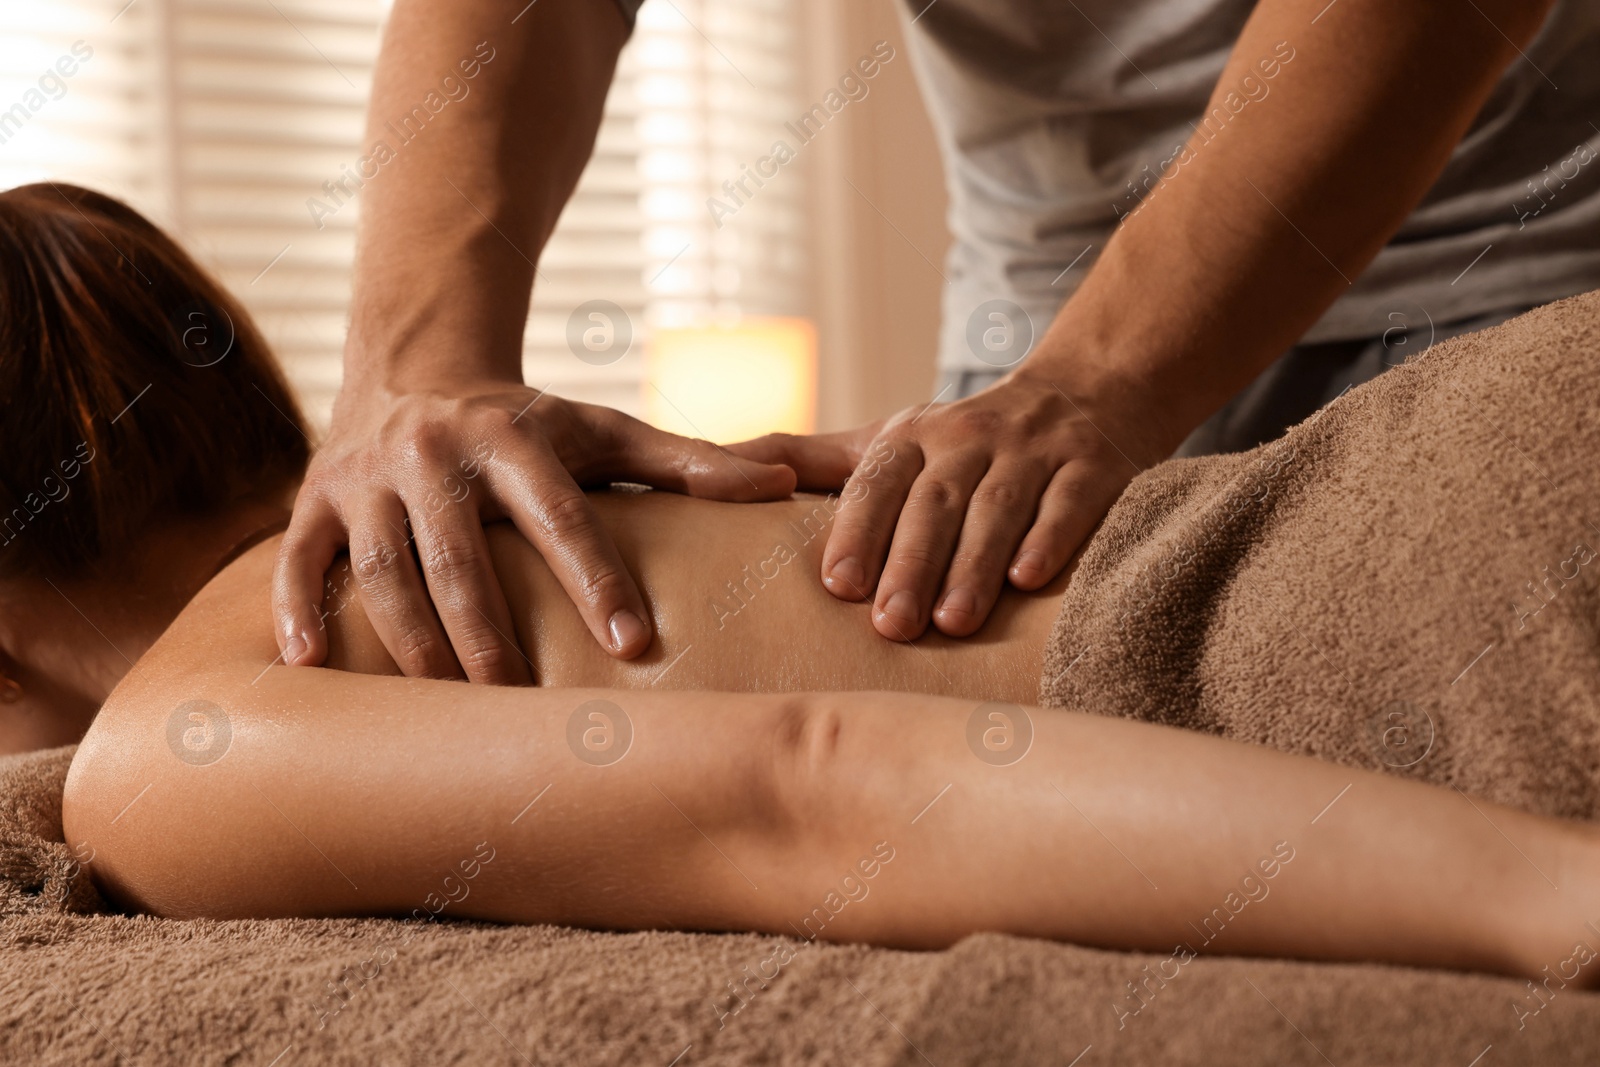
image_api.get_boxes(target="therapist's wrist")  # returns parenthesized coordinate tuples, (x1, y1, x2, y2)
(1008, 345, 1187, 467)
(342, 248, 534, 393)
(332, 369, 521, 408)
(342, 317, 527, 397)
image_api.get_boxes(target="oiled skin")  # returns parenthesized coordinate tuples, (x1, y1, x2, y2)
(59, 490, 1600, 983)
(319, 492, 1067, 703)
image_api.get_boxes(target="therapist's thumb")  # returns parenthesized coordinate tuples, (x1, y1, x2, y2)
(617, 420, 797, 501)
(724, 428, 872, 492)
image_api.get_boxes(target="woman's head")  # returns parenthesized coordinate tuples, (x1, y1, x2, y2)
(0, 182, 309, 581)
(0, 182, 310, 748)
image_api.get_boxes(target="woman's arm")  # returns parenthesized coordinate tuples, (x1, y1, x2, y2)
(62, 545, 1597, 981)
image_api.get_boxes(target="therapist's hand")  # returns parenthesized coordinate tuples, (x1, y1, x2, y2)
(726, 372, 1160, 641)
(273, 379, 797, 680)
(729, 0, 1557, 644)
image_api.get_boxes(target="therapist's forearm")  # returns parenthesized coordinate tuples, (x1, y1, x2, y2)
(344, 0, 628, 389)
(1020, 0, 1556, 458)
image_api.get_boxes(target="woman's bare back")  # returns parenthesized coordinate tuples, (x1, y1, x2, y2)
(318, 491, 1069, 704)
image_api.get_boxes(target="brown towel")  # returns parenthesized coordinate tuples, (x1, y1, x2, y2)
(1042, 290, 1600, 819)
(0, 745, 103, 918)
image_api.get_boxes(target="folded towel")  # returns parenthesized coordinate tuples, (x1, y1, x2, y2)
(1041, 290, 1600, 818)
(0, 745, 102, 917)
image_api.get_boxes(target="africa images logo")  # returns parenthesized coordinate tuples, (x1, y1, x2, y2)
(165, 699, 232, 766)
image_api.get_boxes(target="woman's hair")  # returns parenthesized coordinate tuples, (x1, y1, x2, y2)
(0, 182, 310, 580)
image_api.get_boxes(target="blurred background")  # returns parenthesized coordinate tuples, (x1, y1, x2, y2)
(0, 0, 951, 439)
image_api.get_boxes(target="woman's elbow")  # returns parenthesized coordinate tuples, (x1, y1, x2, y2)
(61, 700, 245, 919)
(61, 725, 161, 915)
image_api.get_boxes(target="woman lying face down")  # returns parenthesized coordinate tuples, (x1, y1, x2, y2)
(3, 184, 1598, 987)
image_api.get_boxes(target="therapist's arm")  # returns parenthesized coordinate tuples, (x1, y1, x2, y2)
(732, 0, 1557, 640)
(273, 0, 795, 682)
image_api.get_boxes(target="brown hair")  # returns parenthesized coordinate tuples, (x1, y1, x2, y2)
(0, 182, 310, 579)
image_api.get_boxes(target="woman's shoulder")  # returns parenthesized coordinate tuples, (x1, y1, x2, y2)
(123, 532, 407, 701)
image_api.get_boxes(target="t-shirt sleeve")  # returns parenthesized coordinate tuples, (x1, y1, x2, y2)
(612, 0, 644, 30)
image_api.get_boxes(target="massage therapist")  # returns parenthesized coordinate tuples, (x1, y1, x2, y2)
(272, 0, 1600, 680)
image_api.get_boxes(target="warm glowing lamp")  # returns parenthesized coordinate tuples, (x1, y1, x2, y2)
(644, 317, 817, 442)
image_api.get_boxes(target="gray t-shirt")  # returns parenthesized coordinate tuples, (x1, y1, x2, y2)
(618, 0, 1600, 374)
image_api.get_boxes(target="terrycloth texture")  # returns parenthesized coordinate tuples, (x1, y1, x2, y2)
(0, 745, 102, 918)
(8, 909, 1598, 1067)
(1042, 290, 1600, 822)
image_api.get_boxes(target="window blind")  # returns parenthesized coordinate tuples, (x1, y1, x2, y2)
(168, 0, 379, 427)
(0, 0, 804, 431)
(0, 0, 163, 217)
(635, 0, 807, 330)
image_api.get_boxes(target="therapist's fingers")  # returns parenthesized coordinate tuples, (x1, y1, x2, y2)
(871, 455, 989, 641)
(819, 436, 924, 602)
(931, 462, 1052, 637)
(486, 436, 654, 659)
(1009, 462, 1124, 590)
(407, 492, 532, 686)
(347, 490, 464, 680)
(724, 423, 881, 491)
(605, 414, 797, 501)
(273, 492, 343, 667)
